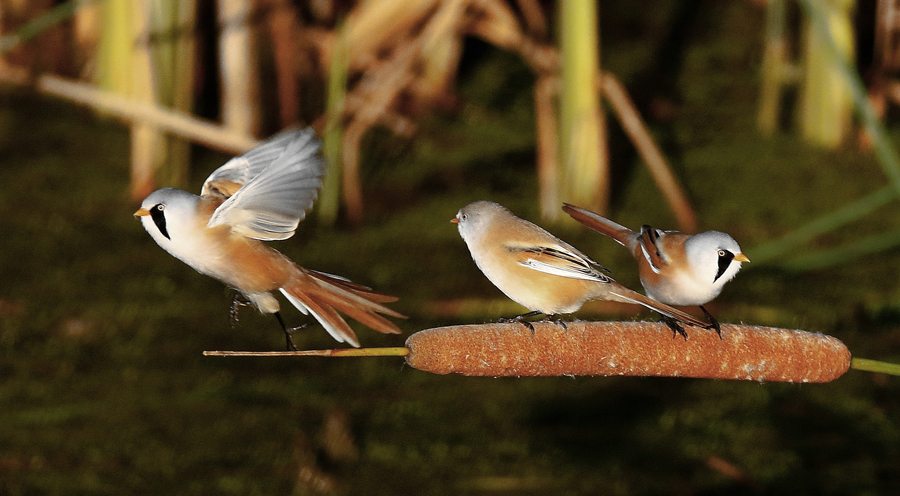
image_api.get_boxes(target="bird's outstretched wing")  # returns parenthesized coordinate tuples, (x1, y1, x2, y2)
(204, 128, 326, 241)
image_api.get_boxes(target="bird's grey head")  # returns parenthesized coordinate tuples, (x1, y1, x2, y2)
(684, 230, 748, 285)
(453, 201, 509, 242)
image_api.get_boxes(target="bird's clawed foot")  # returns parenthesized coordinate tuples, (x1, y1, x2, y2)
(229, 295, 254, 328)
(498, 312, 570, 336)
(499, 311, 542, 336)
(700, 306, 723, 340)
(538, 314, 568, 332)
(660, 316, 689, 340)
(274, 312, 308, 351)
(283, 325, 309, 351)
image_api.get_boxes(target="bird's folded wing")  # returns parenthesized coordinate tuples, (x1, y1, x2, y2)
(205, 128, 326, 240)
(638, 226, 669, 272)
(512, 245, 611, 282)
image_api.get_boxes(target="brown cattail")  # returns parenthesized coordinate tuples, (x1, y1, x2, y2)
(404, 322, 851, 383)
(204, 321, 857, 382)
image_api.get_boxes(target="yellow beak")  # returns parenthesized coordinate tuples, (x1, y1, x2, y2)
(134, 208, 150, 217)
(734, 253, 750, 263)
(450, 218, 459, 224)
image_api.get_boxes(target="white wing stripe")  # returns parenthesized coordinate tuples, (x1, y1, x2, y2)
(640, 244, 662, 274)
(518, 258, 608, 282)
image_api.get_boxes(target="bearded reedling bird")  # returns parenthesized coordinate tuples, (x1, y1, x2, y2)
(134, 128, 405, 349)
(562, 203, 749, 337)
(452, 201, 709, 333)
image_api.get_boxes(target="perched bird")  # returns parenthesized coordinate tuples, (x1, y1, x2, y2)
(452, 201, 708, 332)
(562, 203, 749, 336)
(134, 128, 404, 349)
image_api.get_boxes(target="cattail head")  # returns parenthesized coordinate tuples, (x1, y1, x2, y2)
(405, 322, 851, 383)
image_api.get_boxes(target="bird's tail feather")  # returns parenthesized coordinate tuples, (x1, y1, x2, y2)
(306, 270, 400, 304)
(280, 271, 406, 348)
(562, 203, 634, 246)
(608, 285, 709, 328)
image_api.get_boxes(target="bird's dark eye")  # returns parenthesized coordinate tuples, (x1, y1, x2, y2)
(461, 213, 468, 221)
(717, 249, 726, 257)
(155, 204, 165, 211)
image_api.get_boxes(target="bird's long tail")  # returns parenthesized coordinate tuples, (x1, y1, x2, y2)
(279, 270, 406, 348)
(562, 203, 634, 246)
(607, 283, 709, 329)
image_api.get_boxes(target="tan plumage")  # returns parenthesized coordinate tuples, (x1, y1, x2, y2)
(453, 201, 708, 328)
(135, 128, 404, 348)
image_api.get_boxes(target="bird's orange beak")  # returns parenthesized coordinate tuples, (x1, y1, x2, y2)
(134, 208, 150, 217)
(734, 253, 750, 263)
(450, 218, 459, 224)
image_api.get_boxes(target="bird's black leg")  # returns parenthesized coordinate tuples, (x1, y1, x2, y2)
(660, 315, 689, 340)
(699, 306, 722, 340)
(499, 311, 542, 336)
(229, 294, 253, 329)
(274, 311, 307, 351)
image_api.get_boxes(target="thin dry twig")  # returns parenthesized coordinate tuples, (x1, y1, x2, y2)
(0, 65, 259, 153)
(204, 347, 411, 357)
(600, 72, 698, 232)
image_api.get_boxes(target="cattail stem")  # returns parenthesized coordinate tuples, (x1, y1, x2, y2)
(203, 347, 410, 358)
(850, 357, 900, 376)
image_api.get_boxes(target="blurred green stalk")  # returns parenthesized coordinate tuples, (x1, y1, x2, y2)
(798, 0, 853, 148)
(97, 0, 134, 94)
(318, 20, 349, 225)
(557, 0, 607, 215)
(145, 0, 196, 188)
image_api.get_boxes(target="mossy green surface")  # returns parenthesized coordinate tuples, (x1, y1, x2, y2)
(2, 3, 900, 494)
